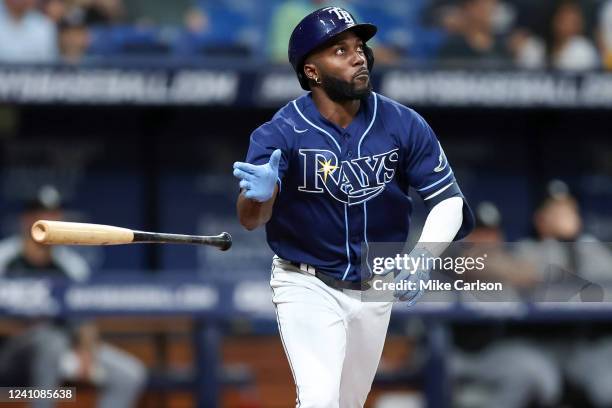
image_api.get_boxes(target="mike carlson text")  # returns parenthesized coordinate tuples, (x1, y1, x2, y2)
(373, 279, 503, 292)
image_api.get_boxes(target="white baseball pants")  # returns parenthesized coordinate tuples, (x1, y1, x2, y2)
(270, 256, 393, 408)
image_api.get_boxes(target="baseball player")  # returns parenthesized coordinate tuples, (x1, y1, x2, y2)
(233, 6, 474, 407)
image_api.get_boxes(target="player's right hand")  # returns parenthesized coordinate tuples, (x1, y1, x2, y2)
(393, 247, 432, 306)
(394, 266, 430, 306)
(233, 149, 281, 202)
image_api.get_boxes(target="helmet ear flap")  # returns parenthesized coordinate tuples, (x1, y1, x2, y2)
(364, 44, 374, 72)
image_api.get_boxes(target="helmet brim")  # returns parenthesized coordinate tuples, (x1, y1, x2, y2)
(348, 23, 377, 43)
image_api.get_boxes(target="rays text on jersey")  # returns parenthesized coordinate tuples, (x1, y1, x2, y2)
(298, 148, 399, 205)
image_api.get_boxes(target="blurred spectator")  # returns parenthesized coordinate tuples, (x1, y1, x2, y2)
(184, 6, 208, 33)
(41, 0, 66, 23)
(0, 186, 146, 408)
(58, 11, 90, 63)
(505, 0, 559, 69)
(518, 179, 612, 285)
(599, 0, 612, 69)
(547, 0, 599, 71)
(508, 27, 546, 69)
(57, 10, 90, 63)
(437, 0, 511, 67)
(463, 201, 539, 290)
(0, 0, 58, 63)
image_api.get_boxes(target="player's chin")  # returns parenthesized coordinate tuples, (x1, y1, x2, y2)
(352, 78, 372, 95)
(352, 75, 370, 88)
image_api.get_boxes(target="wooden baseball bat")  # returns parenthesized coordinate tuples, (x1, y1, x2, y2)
(31, 220, 232, 251)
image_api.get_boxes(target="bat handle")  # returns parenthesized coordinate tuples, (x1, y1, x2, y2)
(132, 231, 232, 251)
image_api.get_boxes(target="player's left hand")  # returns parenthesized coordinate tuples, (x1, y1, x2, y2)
(393, 248, 432, 306)
(233, 149, 281, 202)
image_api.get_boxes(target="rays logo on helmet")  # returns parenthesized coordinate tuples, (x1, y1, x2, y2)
(322, 7, 354, 24)
(298, 148, 399, 205)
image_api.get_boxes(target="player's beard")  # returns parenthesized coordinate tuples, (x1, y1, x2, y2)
(319, 72, 372, 102)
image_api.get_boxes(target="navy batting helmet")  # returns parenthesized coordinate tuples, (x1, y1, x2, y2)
(288, 6, 377, 90)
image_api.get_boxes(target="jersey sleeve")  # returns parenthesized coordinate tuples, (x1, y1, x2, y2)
(245, 122, 289, 188)
(404, 111, 474, 240)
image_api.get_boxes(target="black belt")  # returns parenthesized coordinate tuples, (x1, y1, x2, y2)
(288, 261, 370, 291)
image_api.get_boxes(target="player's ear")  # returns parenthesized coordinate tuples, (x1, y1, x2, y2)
(303, 62, 320, 86)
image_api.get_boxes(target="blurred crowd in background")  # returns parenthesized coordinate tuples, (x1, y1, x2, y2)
(0, 0, 612, 70)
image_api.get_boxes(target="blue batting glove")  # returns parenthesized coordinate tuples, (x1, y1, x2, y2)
(394, 248, 432, 306)
(233, 149, 281, 202)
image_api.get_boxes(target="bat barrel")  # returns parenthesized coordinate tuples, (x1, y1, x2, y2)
(31, 220, 134, 245)
(31, 221, 49, 243)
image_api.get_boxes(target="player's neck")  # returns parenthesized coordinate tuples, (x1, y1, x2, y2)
(311, 91, 360, 129)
